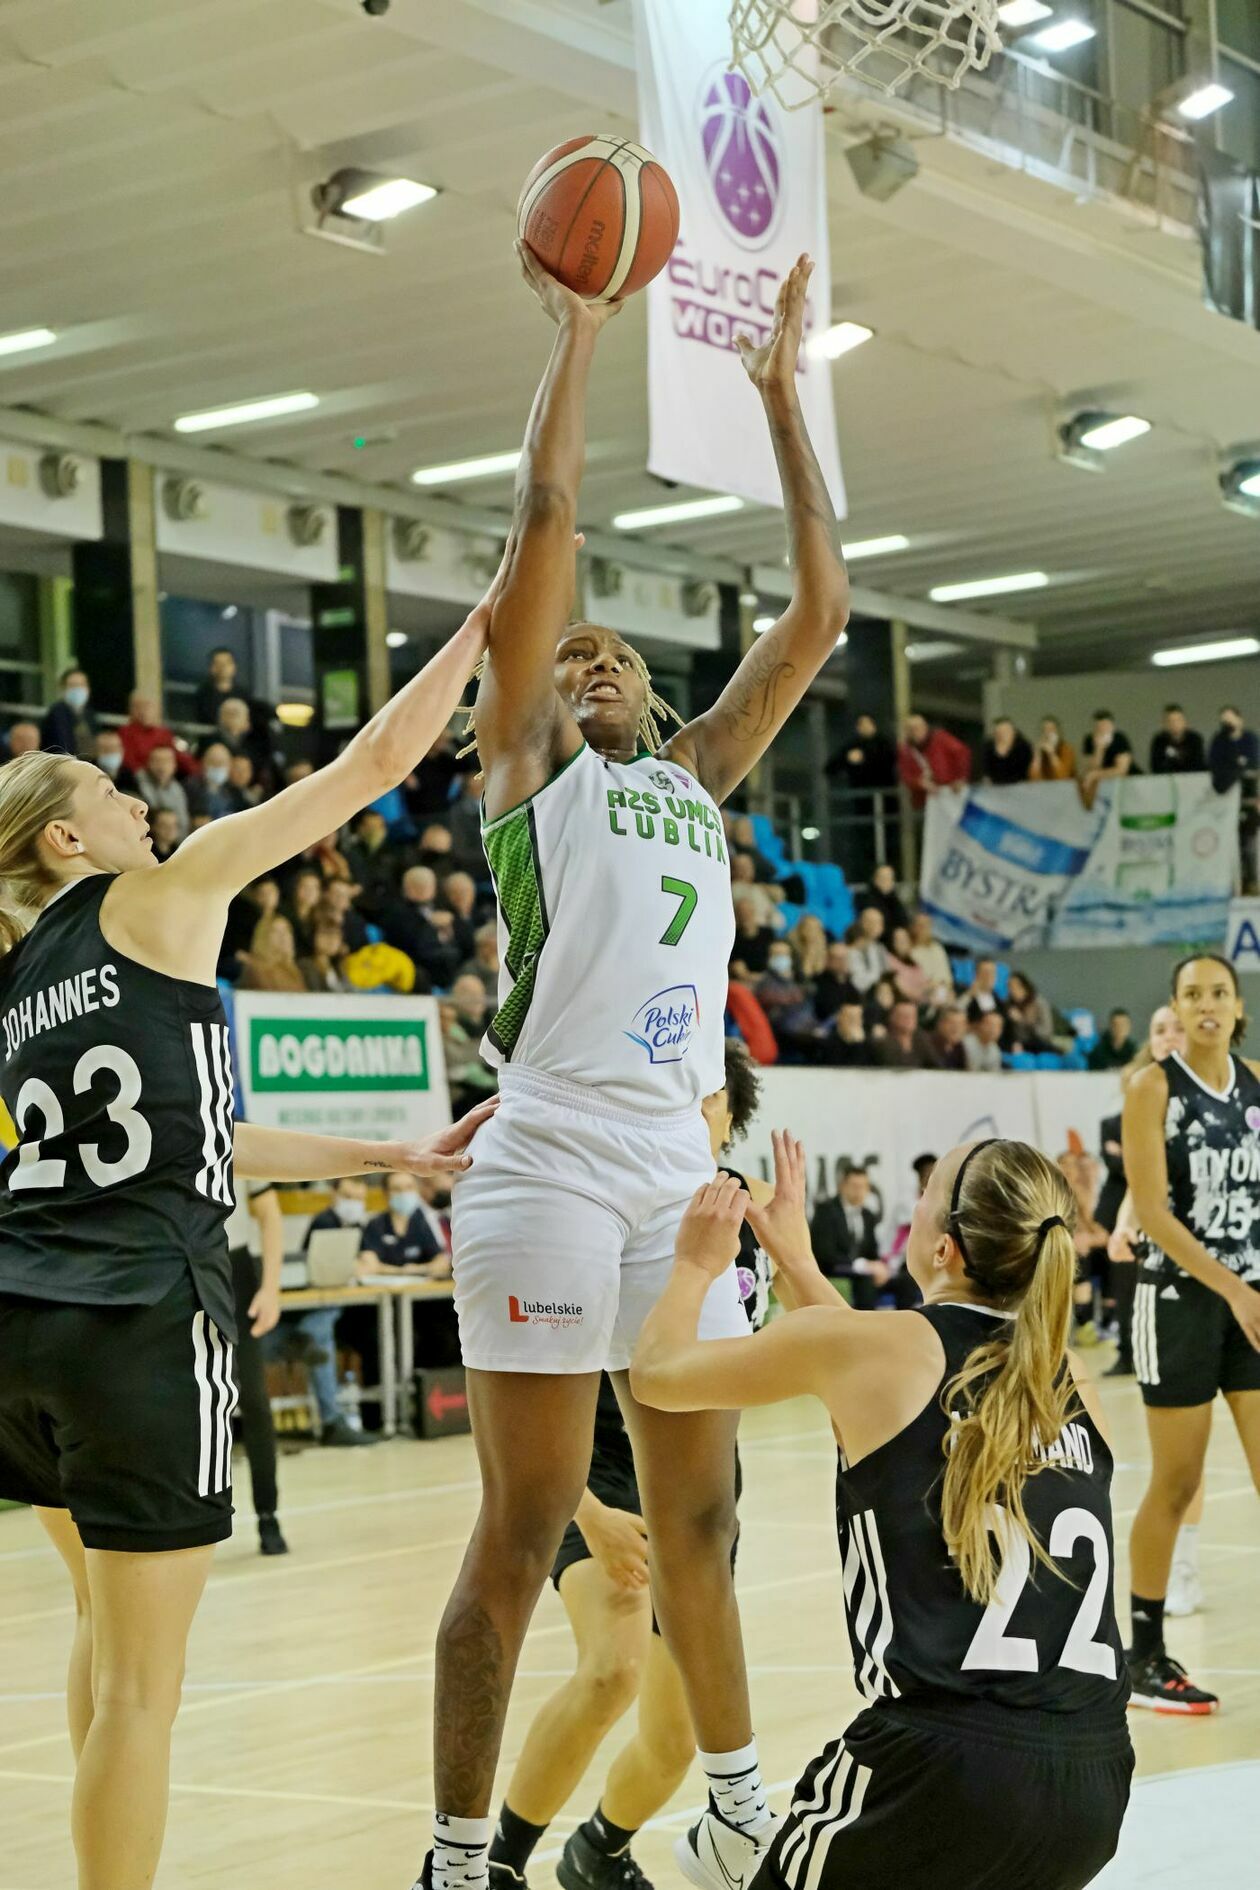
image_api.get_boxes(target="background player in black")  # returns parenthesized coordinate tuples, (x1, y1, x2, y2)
(632, 1133, 1132, 1890)
(1123, 954, 1260, 1713)
(225, 1170, 289, 1553)
(0, 584, 499, 1890)
(489, 1043, 772, 1890)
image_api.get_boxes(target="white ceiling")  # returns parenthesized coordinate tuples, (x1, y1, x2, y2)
(2, 0, 1260, 672)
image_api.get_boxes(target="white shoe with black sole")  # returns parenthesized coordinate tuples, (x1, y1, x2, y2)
(674, 1808, 777, 1890)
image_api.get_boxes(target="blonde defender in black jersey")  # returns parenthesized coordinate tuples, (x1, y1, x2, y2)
(1123, 953, 1260, 1715)
(0, 579, 501, 1890)
(633, 1134, 1132, 1890)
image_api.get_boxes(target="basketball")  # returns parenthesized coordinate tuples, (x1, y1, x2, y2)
(517, 134, 680, 302)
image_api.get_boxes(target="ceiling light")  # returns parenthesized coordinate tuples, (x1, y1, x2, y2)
(385, 630, 408, 648)
(929, 572, 1049, 602)
(906, 639, 967, 663)
(1033, 19, 1096, 52)
(411, 449, 521, 486)
(997, 0, 1052, 23)
(613, 495, 745, 530)
(221, 606, 238, 620)
(0, 326, 56, 358)
(1151, 636, 1260, 668)
(738, 587, 759, 607)
(174, 392, 319, 433)
(1076, 414, 1151, 451)
(338, 173, 437, 221)
(276, 702, 316, 727)
(801, 826, 821, 841)
(1178, 83, 1234, 121)
(753, 614, 777, 633)
(806, 321, 873, 361)
(846, 533, 910, 560)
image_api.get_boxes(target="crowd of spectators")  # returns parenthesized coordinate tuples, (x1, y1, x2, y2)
(829, 701, 1258, 809)
(3, 649, 499, 1106)
(725, 814, 1121, 1069)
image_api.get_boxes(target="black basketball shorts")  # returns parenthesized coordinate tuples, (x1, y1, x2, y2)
(1133, 1266, 1260, 1407)
(0, 1269, 237, 1552)
(751, 1697, 1133, 1890)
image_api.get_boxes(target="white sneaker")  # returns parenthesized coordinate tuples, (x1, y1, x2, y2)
(1165, 1563, 1205, 1618)
(674, 1809, 778, 1890)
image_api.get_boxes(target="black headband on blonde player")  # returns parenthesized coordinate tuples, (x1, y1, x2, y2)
(934, 1137, 1081, 1606)
(1170, 952, 1248, 1046)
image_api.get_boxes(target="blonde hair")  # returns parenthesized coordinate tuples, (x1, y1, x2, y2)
(790, 913, 829, 979)
(0, 751, 80, 958)
(937, 1139, 1079, 1605)
(458, 630, 682, 762)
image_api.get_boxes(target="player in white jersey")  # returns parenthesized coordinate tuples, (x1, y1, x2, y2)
(423, 247, 849, 1890)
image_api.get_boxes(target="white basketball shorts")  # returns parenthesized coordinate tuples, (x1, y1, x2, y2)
(450, 1065, 748, 1373)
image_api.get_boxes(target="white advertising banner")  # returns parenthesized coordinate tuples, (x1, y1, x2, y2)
(921, 777, 1240, 953)
(230, 991, 450, 1142)
(740, 1068, 1120, 1242)
(632, 0, 845, 513)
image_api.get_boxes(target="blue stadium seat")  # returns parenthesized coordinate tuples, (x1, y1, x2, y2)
(749, 812, 788, 871)
(1036, 1052, 1065, 1071)
(364, 923, 384, 945)
(1006, 1052, 1038, 1071)
(369, 785, 416, 841)
(953, 957, 975, 990)
(776, 901, 806, 933)
(993, 962, 1011, 998)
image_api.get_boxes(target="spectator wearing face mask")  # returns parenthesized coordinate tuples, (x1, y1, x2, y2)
(137, 742, 192, 839)
(92, 729, 140, 795)
(189, 741, 241, 822)
(41, 666, 97, 758)
(359, 1172, 445, 1277)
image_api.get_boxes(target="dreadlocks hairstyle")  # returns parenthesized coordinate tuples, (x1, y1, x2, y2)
(936, 1138, 1080, 1606)
(457, 632, 683, 762)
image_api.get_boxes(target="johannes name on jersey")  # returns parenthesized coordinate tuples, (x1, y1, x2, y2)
(2, 963, 122, 1061)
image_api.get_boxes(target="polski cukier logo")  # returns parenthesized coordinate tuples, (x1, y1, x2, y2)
(625, 986, 699, 1063)
(697, 67, 783, 250)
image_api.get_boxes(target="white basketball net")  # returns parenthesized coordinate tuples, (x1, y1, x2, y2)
(730, 0, 1002, 105)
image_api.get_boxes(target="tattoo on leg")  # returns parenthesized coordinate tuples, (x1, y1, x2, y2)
(719, 649, 797, 744)
(433, 1598, 507, 1813)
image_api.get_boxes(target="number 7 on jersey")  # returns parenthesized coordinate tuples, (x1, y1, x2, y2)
(659, 876, 698, 947)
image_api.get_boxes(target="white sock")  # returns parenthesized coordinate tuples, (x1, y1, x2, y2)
(431, 1815, 491, 1890)
(699, 1740, 771, 1834)
(1174, 1524, 1200, 1572)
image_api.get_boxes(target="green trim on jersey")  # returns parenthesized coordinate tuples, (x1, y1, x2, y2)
(481, 743, 585, 836)
(484, 802, 550, 1059)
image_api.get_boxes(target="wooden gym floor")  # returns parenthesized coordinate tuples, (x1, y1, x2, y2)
(0, 1368, 1256, 1889)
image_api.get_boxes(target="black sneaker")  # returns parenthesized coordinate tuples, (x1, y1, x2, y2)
(258, 1515, 289, 1556)
(1127, 1648, 1219, 1715)
(559, 1827, 653, 1890)
(321, 1418, 376, 1448)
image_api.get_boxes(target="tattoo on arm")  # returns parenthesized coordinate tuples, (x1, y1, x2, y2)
(719, 647, 798, 744)
(433, 1597, 508, 1813)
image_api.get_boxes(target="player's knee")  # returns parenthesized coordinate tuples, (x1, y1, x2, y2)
(650, 1488, 738, 1562)
(93, 1656, 185, 1725)
(1153, 1464, 1203, 1516)
(573, 1648, 642, 1724)
(473, 1493, 572, 1589)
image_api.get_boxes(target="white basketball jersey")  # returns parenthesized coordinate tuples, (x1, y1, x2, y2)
(482, 744, 735, 1110)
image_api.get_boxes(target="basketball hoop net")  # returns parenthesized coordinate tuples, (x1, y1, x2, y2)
(730, 0, 1002, 106)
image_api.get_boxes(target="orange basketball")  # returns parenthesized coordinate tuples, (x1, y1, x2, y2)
(517, 135, 680, 302)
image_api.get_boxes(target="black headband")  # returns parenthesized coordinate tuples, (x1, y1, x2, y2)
(948, 1142, 1067, 1284)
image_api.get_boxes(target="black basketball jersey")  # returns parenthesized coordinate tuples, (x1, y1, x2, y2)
(836, 1303, 1127, 1718)
(0, 876, 235, 1334)
(1155, 1052, 1260, 1283)
(720, 1163, 771, 1331)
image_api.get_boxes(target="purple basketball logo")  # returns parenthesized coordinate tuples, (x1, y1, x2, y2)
(1247, 1105, 1260, 1134)
(697, 68, 783, 250)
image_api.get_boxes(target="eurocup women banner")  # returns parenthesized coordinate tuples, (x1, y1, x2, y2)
(632, 0, 846, 513)
(920, 776, 1240, 953)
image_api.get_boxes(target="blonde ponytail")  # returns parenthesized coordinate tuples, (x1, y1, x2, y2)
(937, 1141, 1079, 1605)
(0, 751, 80, 959)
